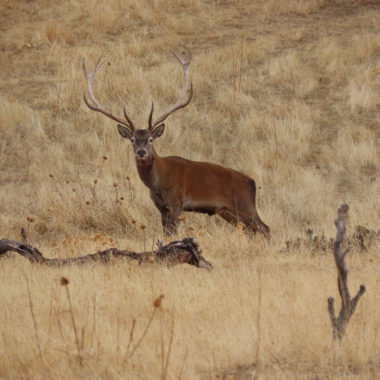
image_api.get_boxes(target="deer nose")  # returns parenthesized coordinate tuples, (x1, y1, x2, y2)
(136, 149, 146, 158)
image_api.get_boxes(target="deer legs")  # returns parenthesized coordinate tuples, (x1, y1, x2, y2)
(151, 191, 270, 238)
(216, 207, 270, 239)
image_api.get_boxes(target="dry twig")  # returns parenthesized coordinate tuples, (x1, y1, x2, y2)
(327, 204, 366, 340)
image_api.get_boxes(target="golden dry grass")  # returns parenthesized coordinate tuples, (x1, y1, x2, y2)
(0, 0, 380, 378)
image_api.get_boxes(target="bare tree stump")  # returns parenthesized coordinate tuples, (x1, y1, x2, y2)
(0, 237, 213, 271)
(328, 204, 366, 340)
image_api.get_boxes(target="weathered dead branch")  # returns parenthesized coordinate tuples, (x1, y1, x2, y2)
(0, 237, 213, 270)
(328, 204, 366, 340)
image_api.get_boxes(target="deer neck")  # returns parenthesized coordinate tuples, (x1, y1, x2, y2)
(135, 146, 163, 191)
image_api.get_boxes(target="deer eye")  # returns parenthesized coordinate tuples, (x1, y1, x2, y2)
(130, 137, 136, 143)
(148, 137, 153, 144)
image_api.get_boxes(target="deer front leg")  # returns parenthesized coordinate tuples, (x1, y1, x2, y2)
(150, 190, 181, 236)
(160, 208, 180, 236)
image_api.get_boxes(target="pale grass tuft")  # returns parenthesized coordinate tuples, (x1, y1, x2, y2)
(263, 0, 327, 15)
(44, 22, 76, 46)
(265, 51, 318, 96)
(347, 66, 380, 111)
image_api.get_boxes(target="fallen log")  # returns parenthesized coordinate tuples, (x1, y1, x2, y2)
(0, 237, 213, 270)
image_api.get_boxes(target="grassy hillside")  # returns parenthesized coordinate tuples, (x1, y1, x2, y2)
(0, 0, 379, 378)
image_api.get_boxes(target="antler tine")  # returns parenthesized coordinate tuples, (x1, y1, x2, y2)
(123, 105, 136, 130)
(170, 49, 192, 105)
(150, 50, 193, 129)
(82, 56, 104, 82)
(82, 57, 135, 132)
(148, 101, 154, 131)
(171, 49, 192, 67)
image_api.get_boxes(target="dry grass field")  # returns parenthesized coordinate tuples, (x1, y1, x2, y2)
(1, 0, 380, 378)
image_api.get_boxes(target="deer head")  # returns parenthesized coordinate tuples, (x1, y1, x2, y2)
(83, 51, 193, 162)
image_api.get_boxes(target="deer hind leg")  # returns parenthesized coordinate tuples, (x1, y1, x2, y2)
(217, 207, 270, 239)
(216, 207, 239, 226)
(239, 209, 270, 240)
(240, 213, 270, 239)
(242, 179, 271, 239)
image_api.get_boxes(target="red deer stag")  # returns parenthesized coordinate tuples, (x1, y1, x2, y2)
(83, 52, 270, 238)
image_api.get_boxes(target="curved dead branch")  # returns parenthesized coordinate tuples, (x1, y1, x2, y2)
(328, 204, 366, 340)
(0, 237, 213, 271)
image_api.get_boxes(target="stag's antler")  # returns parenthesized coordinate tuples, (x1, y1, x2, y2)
(82, 57, 135, 132)
(148, 50, 193, 130)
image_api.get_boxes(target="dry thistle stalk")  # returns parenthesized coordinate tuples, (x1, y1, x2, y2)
(61, 277, 83, 364)
(124, 318, 136, 361)
(125, 175, 134, 203)
(141, 224, 147, 252)
(160, 315, 175, 380)
(124, 302, 158, 363)
(26, 279, 47, 374)
(26, 216, 35, 239)
(327, 204, 366, 340)
(21, 227, 27, 243)
(154, 294, 164, 308)
(254, 265, 262, 380)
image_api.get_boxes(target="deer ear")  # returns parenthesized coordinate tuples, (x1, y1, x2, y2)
(152, 123, 165, 139)
(118, 124, 133, 139)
